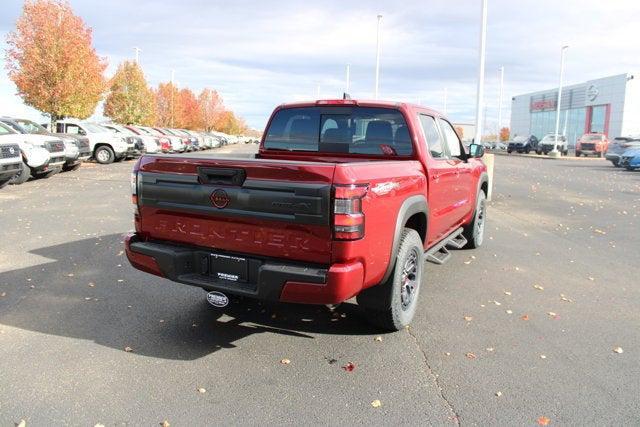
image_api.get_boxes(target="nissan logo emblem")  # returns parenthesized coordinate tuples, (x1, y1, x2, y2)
(211, 189, 230, 209)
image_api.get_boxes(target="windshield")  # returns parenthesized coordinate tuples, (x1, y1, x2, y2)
(0, 122, 17, 135)
(264, 106, 413, 156)
(1, 120, 25, 134)
(15, 119, 47, 134)
(83, 123, 109, 133)
(541, 135, 562, 142)
(586, 135, 603, 141)
(513, 136, 526, 142)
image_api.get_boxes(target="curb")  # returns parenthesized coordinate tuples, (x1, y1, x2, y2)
(488, 150, 608, 161)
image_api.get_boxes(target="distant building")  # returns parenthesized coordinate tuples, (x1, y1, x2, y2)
(510, 73, 640, 146)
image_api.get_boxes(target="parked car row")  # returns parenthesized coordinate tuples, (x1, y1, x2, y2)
(0, 115, 248, 189)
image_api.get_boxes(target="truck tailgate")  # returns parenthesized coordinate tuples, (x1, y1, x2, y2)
(136, 156, 336, 264)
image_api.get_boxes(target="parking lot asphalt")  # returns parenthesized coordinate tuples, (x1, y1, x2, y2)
(0, 147, 638, 425)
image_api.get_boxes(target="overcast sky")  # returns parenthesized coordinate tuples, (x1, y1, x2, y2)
(1, 0, 638, 131)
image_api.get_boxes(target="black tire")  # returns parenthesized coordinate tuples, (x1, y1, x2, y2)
(536, 150, 542, 155)
(94, 146, 115, 164)
(33, 168, 61, 179)
(575, 151, 581, 157)
(525, 147, 531, 154)
(9, 160, 30, 185)
(357, 228, 424, 331)
(62, 163, 82, 172)
(463, 191, 487, 249)
(507, 150, 512, 154)
(0, 178, 10, 189)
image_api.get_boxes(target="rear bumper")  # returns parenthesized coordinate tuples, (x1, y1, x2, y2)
(124, 233, 364, 304)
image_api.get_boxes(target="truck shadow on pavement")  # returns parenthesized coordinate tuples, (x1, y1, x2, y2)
(0, 234, 376, 361)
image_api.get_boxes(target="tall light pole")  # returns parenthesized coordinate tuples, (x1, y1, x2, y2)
(374, 14, 383, 99)
(133, 47, 142, 64)
(473, 0, 488, 145)
(497, 66, 504, 131)
(551, 45, 569, 156)
(345, 64, 351, 94)
(443, 87, 448, 115)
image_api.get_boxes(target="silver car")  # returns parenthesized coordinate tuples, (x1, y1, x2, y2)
(605, 136, 640, 167)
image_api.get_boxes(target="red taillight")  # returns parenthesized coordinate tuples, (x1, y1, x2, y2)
(333, 184, 368, 240)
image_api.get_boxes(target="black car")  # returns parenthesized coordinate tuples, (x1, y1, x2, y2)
(507, 135, 539, 154)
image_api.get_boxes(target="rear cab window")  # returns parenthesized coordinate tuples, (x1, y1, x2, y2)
(264, 106, 413, 156)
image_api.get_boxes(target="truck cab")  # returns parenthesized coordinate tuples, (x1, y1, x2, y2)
(55, 119, 130, 164)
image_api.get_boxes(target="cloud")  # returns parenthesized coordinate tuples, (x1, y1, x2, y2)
(1, 0, 639, 131)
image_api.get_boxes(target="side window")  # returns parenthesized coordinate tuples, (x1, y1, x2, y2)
(438, 118, 462, 157)
(418, 114, 446, 159)
(65, 124, 80, 135)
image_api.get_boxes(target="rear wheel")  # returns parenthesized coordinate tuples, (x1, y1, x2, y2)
(62, 163, 82, 172)
(95, 146, 115, 164)
(33, 168, 61, 179)
(463, 191, 487, 249)
(575, 151, 581, 157)
(358, 228, 424, 331)
(9, 161, 30, 185)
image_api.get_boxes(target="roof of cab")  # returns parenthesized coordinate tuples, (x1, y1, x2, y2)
(276, 99, 443, 116)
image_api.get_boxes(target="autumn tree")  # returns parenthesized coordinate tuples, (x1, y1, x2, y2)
(104, 61, 155, 125)
(499, 127, 510, 141)
(5, 0, 107, 125)
(175, 88, 200, 129)
(215, 110, 248, 135)
(154, 82, 179, 127)
(198, 88, 223, 132)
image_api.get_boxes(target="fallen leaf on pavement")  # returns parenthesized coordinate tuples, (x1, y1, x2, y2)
(537, 416, 551, 425)
(124, 346, 134, 352)
(280, 358, 291, 365)
(493, 300, 502, 306)
(94, 424, 105, 427)
(504, 291, 512, 296)
(16, 420, 26, 427)
(342, 362, 356, 372)
(521, 315, 530, 321)
(374, 336, 383, 342)
(540, 354, 547, 359)
(371, 399, 382, 408)
(465, 352, 477, 359)
(613, 347, 623, 354)
(197, 387, 206, 393)
(533, 285, 544, 291)
(547, 312, 557, 317)
(559, 294, 573, 302)
(464, 260, 472, 265)
(1, 292, 6, 297)
(495, 391, 502, 397)
(160, 421, 170, 427)
(463, 316, 473, 322)
(588, 277, 595, 281)
(486, 347, 494, 352)
(444, 352, 451, 356)
(506, 310, 513, 314)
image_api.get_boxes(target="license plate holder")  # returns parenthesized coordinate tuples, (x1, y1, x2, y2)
(210, 254, 248, 282)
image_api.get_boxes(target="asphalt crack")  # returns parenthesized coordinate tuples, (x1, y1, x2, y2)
(407, 327, 461, 426)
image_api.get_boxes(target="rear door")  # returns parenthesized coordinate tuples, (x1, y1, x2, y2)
(417, 114, 460, 244)
(137, 156, 336, 264)
(438, 118, 475, 222)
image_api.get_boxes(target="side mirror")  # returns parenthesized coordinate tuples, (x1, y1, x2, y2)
(469, 143, 485, 158)
(78, 129, 86, 135)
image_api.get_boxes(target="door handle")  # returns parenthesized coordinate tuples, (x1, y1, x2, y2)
(433, 174, 440, 182)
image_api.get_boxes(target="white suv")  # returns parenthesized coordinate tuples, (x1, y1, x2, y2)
(537, 134, 568, 156)
(55, 119, 130, 164)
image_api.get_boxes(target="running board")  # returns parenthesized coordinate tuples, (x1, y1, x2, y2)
(425, 227, 465, 265)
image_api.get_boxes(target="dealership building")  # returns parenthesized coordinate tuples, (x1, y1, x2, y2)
(510, 73, 640, 146)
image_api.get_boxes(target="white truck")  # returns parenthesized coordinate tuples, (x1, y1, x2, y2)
(55, 119, 131, 164)
(101, 123, 157, 155)
(0, 118, 66, 184)
(0, 126, 23, 188)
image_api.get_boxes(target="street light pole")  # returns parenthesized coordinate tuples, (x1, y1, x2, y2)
(497, 66, 504, 131)
(473, 0, 488, 145)
(551, 45, 569, 156)
(346, 64, 351, 93)
(374, 14, 383, 99)
(133, 47, 142, 64)
(443, 87, 448, 115)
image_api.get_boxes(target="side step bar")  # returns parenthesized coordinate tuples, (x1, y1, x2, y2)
(425, 227, 466, 265)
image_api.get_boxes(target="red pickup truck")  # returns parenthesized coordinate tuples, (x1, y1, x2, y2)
(125, 99, 488, 331)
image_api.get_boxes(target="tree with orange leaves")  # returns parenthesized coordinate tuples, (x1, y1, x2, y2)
(499, 127, 510, 142)
(154, 82, 179, 127)
(5, 0, 107, 124)
(198, 88, 223, 132)
(175, 88, 200, 129)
